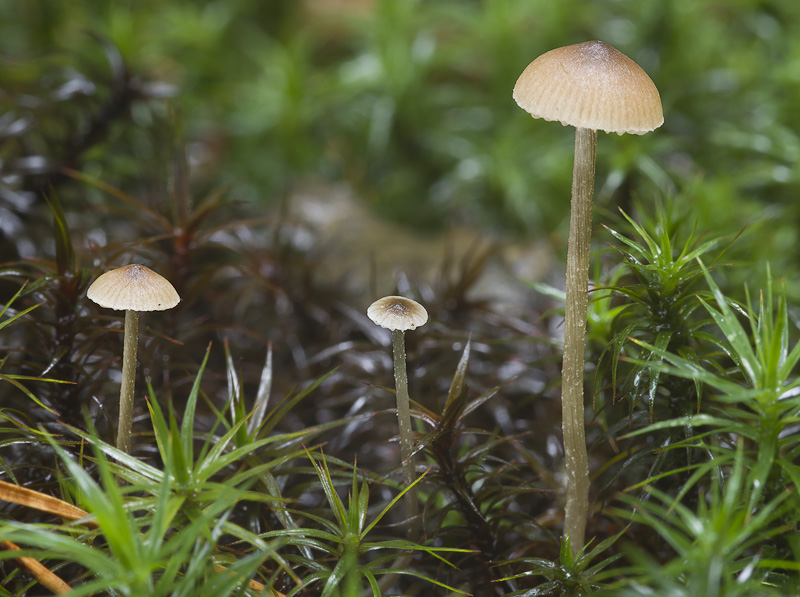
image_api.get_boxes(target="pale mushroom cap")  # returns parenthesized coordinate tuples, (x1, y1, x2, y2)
(367, 296, 428, 331)
(513, 40, 663, 135)
(87, 264, 181, 312)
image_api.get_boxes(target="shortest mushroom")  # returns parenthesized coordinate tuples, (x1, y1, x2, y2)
(87, 264, 180, 454)
(367, 295, 428, 537)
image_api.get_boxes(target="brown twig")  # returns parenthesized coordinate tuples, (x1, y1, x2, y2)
(0, 540, 72, 594)
(0, 480, 96, 528)
(0, 480, 286, 594)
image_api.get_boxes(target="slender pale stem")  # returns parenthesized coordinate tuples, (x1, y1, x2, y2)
(562, 126, 596, 555)
(117, 309, 139, 454)
(391, 329, 419, 538)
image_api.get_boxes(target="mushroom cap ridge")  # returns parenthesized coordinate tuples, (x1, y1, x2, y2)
(513, 40, 663, 135)
(367, 296, 428, 331)
(87, 264, 181, 312)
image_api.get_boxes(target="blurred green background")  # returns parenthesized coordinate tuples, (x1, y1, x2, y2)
(2, 0, 800, 280)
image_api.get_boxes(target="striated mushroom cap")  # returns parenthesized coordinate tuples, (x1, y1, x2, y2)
(513, 40, 663, 135)
(367, 296, 428, 331)
(87, 264, 180, 312)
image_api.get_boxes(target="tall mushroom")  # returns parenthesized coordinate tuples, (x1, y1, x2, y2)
(87, 264, 180, 454)
(513, 41, 663, 553)
(367, 295, 428, 538)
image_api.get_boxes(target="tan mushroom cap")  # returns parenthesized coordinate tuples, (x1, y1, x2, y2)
(367, 296, 428, 331)
(513, 40, 663, 135)
(87, 264, 181, 312)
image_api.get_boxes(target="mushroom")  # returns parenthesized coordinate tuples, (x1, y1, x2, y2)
(367, 295, 428, 536)
(513, 40, 663, 553)
(87, 264, 180, 454)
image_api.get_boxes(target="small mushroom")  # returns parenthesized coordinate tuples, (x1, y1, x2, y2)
(87, 264, 180, 454)
(513, 41, 663, 554)
(367, 295, 427, 537)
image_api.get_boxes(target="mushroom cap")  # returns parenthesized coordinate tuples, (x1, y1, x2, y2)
(87, 264, 180, 312)
(367, 296, 428, 331)
(513, 40, 663, 135)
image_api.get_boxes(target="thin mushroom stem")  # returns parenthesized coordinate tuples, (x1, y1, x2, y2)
(117, 309, 139, 454)
(562, 126, 596, 555)
(391, 328, 419, 539)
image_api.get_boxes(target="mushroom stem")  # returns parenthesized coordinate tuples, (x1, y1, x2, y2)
(561, 126, 596, 555)
(117, 309, 139, 454)
(391, 328, 419, 538)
